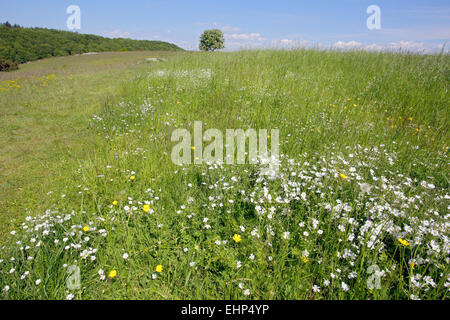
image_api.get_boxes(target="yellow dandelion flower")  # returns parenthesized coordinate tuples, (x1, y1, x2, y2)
(191, 146, 195, 150)
(339, 173, 347, 179)
(155, 265, 163, 273)
(232, 234, 242, 243)
(398, 238, 410, 246)
(83, 226, 89, 232)
(108, 270, 117, 278)
(143, 204, 150, 213)
(130, 175, 135, 181)
(409, 262, 415, 268)
(112, 200, 118, 206)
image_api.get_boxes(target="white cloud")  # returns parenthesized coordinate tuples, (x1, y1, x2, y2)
(221, 25, 241, 32)
(388, 40, 426, 52)
(104, 29, 131, 38)
(222, 31, 267, 50)
(378, 27, 450, 41)
(227, 33, 264, 41)
(331, 41, 364, 49)
(226, 41, 264, 49)
(272, 39, 310, 48)
(364, 43, 384, 51)
(329, 40, 435, 53)
(436, 43, 450, 52)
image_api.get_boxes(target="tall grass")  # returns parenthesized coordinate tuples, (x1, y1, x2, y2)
(0, 49, 448, 300)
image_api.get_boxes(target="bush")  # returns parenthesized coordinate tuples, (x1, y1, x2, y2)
(0, 59, 18, 72)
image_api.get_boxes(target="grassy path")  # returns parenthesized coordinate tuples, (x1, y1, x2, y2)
(0, 51, 176, 237)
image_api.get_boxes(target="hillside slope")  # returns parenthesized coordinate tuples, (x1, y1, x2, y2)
(0, 23, 183, 64)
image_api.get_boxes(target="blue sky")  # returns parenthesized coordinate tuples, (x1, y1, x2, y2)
(1, 0, 449, 52)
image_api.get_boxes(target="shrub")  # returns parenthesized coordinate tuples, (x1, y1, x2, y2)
(0, 59, 19, 72)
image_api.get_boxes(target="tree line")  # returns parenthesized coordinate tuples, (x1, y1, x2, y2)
(0, 22, 183, 65)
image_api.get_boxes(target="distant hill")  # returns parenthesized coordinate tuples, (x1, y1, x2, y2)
(0, 22, 183, 64)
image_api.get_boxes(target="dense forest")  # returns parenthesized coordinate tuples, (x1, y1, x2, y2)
(0, 22, 183, 64)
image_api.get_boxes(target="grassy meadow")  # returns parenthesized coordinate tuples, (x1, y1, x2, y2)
(0, 49, 449, 300)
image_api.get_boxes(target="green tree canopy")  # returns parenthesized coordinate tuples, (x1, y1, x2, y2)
(199, 29, 225, 52)
(0, 22, 183, 65)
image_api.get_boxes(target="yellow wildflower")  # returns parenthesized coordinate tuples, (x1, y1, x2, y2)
(398, 238, 410, 246)
(339, 173, 347, 179)
(143, 204, 150, 213)
(82, 226, 89, 232)
(155, 265, 163, 273)
(301, 256, 309, 263)
(112, 200, 118, 206)
(130, 175, 135, 181)
(232, 234, 242, 243)
(108, 270, 117, 278)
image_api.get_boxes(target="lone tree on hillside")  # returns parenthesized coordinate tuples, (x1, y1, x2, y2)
(199, 29, 225, 51)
